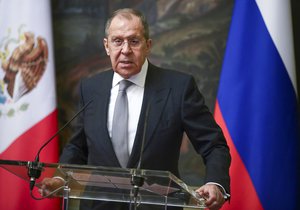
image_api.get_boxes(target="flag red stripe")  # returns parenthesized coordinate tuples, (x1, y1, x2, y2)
(0, 110, 59, 161)
(214, 101, 263, 210)
(0, 110, 61, 210)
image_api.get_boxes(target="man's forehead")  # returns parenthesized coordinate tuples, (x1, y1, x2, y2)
(108, 15, 143, 36)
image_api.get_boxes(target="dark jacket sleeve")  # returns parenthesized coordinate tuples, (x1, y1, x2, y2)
(181, 75, 231, 193)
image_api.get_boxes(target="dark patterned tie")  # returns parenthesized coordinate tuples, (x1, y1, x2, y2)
(111, 80, 132, 168)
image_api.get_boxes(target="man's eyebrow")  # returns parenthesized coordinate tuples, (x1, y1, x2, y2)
(110, 35, 143, 39)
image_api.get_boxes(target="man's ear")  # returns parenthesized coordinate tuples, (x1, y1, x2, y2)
(146, 39, 152, 55)
(103, 38, 110, 56)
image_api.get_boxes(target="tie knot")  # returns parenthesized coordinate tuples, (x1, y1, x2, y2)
(119, 80, 132, 91)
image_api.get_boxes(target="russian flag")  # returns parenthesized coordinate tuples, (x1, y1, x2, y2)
(215, 0, 299, 210)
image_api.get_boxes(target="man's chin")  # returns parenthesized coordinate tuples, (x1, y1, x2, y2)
(118, 62, 135, 69)
(115, 68, 139, 78)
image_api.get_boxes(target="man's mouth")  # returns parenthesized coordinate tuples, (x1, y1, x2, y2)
(120, 60, 133, 64)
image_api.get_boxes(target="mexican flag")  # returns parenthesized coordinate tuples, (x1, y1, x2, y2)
(0, 0, 60, 209)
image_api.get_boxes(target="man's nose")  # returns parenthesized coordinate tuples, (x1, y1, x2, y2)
(121, 41, 132, 53)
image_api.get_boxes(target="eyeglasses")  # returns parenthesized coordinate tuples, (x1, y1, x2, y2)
(109, 37, 144, 49)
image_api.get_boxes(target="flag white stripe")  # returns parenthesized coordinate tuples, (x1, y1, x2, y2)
(256, 0, 297, 96)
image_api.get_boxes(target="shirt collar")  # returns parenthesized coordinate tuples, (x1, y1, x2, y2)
(112, 59, 148, 88)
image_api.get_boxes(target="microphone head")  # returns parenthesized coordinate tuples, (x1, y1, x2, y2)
(29, 177, 36, 191)
(27, 161, 43, 190)
(131, 173, 144, 187)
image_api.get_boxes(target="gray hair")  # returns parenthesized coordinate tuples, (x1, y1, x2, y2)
(105, 8, 150, 40)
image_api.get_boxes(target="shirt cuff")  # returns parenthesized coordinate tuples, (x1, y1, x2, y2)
(53, 176, 67, 184)
(206, 182, 230, 201)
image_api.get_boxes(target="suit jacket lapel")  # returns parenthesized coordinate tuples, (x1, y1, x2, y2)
(128, 65, 171, 168)
(91, 71, 121, 165)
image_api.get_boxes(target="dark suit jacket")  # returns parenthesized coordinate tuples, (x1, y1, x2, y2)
(60, 62, 231, 209)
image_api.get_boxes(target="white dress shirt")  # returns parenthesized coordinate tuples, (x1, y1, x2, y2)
(107, 60, 148, 155)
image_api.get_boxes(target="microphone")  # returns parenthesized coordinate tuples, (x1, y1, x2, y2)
(130, 102, 151, 208)
(137, 102, 151, 170)
(27, 99, 94, 191)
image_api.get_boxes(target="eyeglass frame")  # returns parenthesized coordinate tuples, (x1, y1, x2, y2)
(105, 36, 146, 49)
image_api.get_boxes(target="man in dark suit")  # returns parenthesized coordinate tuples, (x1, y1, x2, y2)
(40, 8, 230, 210)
